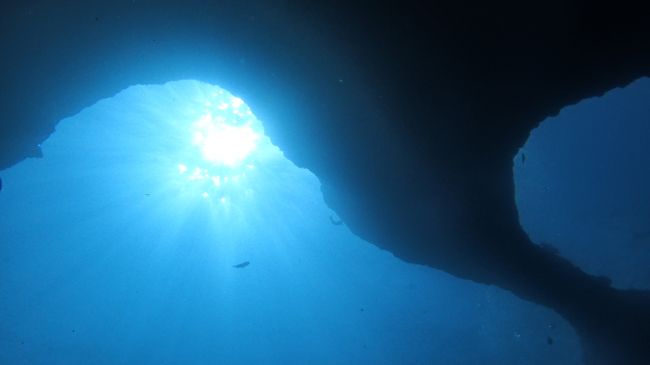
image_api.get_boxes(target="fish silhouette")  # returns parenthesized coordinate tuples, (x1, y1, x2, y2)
(233, 261, 250, 269)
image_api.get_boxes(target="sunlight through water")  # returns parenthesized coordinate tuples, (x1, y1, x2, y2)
(30, 80, 293, 228)
(0, 79, 581, 365)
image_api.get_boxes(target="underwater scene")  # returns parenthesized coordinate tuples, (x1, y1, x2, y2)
(1, 77, 648, 364)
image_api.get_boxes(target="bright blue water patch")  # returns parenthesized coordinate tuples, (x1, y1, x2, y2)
(0, 80, 580, 364)
(515, 77, 650, 290)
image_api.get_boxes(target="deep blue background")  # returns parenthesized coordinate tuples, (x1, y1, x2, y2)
(516, 77, 650, 290)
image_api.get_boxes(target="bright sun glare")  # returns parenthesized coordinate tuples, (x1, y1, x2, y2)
(174, 87, 267, 202)
(193, 113, 259, 167)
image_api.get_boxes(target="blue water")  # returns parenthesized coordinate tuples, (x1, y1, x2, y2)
(515, 77, 650, 290)
(0, 80, 602, 364)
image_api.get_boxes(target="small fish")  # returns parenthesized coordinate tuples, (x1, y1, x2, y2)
(521, 153, 526, 164)
(547, 336, 554, 345)
(232, 261, 250, 269)
(0, 177, 2, 191)
(329, 214, 343, 226)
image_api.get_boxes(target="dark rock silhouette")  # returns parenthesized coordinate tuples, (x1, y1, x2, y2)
(0, 1, 648, 363)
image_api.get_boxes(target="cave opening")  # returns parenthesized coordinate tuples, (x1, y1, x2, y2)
(0, 79, 582, 364)
(514, 77, 650, 290)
